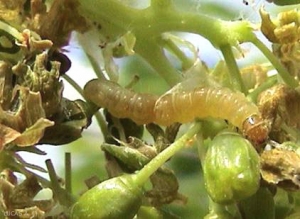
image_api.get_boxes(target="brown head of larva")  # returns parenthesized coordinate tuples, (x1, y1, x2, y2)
(242, 115, 269, 150)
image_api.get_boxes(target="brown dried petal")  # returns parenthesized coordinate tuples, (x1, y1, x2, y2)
(13, 118, 54, 147)
(146, 167, 184, 206)
(0, 86, 54, 147)
(0, 0, 25, 25)
(258, 84, 300, 131)
(9, 175, 42, 209)
(274, 22, 298, 44)
(37, 0, 89, 47)
(13, 206, 45, 219)
(260, 8, 279, 43)
(0, 124, 21, 150)
(0, 61, 13, 110)
(16, 86, 47, 129)
(260, 148, 300, 190)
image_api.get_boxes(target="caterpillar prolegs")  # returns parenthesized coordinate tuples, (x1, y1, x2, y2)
(84, 79, 268, 145)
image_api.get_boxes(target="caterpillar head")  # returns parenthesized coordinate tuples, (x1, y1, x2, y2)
(242, 115, 269, 150)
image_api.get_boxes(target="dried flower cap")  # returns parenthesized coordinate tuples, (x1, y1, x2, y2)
(261, 8, 300, 80)
(0, 0, 25, 25)
(260, 8, 300, 44)
(261, 146, 300, 191)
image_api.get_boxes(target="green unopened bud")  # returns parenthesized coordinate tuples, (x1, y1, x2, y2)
(151, 0, 173, 10)
(136, 206, 179, 219)
(285, 212, 300, 219)
(204, 212, 233, 219)
(71, 174, 143, 219)
(238, 187, 275, 219)
(203, 131, 260, 204)
(274, 189, 294, 219)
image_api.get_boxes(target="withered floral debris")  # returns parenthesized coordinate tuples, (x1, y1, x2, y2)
(261, 147, 300, 191)
(0, 1, 91, 217)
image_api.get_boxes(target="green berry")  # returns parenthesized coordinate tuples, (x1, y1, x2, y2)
(71, 174, 143, 219)
(203, 131, 260, 204)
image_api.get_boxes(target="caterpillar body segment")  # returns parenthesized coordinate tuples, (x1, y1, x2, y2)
(84, 79, 158, 124)
(154, 87, 259, 128)
(84, 79, 268, 145)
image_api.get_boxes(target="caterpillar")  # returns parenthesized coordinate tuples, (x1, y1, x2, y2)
(84, 79, 268, 145)
(84, 79, 159, 125)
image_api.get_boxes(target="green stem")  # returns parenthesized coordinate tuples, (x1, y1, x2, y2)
(124, 75, 140, 89)
(195, 128, 206, 166)
(46, 159, 76, 206)
(134, 7, 254, 48)
(133, 122, 201, 187)
(62, 74, 85, 97)
(85, 53, 106, 80)
(77, 0, 262, 51)
(220, 45, 246, 93)
(45, 159, 62, 196)
(207, 197, 242, 218)
(94, 111, 109, 141)
(8, 153, 51, 187)
(77, 0, 136, 34)
(0, 20, 23, 41)
(76, 0, 257, 86)
(208, 198, 227, 214)
(65, 152, 72, 194)
(135, 39, 183, 86)
(162, 36, 194, 70)
(251, 37, 298, 88)
(247, 75, 277, 103)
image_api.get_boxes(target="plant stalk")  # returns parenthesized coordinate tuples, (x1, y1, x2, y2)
(133, 122, 201, 187)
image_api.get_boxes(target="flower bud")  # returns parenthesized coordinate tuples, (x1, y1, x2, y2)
(238, 187, 275, 219)
(71, 174, 143, 219)
(203, 131, 260, 204)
